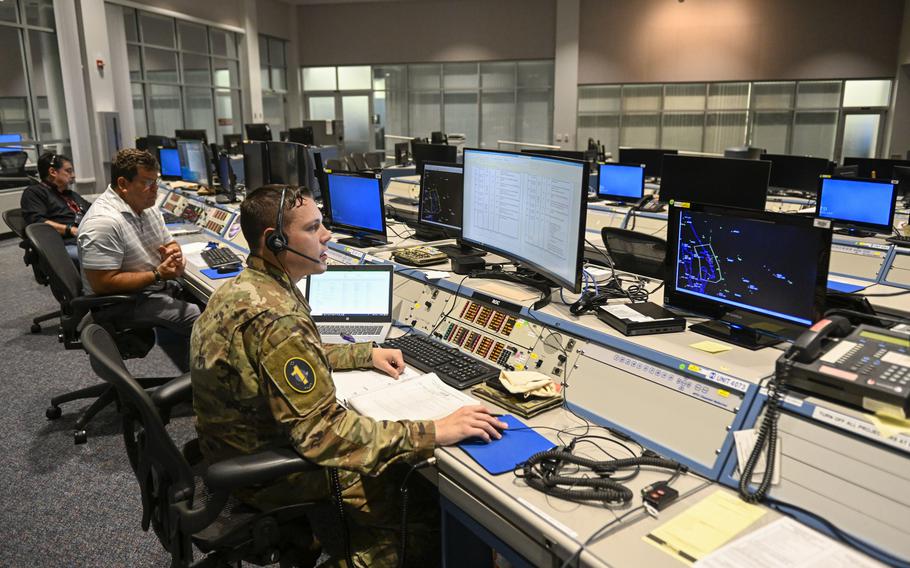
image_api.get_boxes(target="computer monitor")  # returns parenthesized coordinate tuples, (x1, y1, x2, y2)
(324, 172, 387, 248)
(394, 142, 409, 166)
(311, 149, 326, 198)
(521, 149, 587, 161)
(157, 147, 182, 180)
(242, 141, 269, 190)
(597, 162, 645, 203)
(461, 148, 588, 296)
(137, 135, 175, 152)
(175, 129, 208, 144)
(412, 142, 457, 176)
(216, 153, 238, 203)
(288, 126, 315, 146)
(267, 141, 303, 186)
(430, 131, 448, 145)
(761, 153, 832, 194)
(665, 203, 832, 349)
(222, 133, 242, 154)
(659, 154, 770, 211)
(842, 157, 910, 179)
(723, 146, 764, 160)
(618, 148, 678, 179)
(893, 166, 910, 204)
(0, 133, 23, 153)
(245, 123, 273, 142)
(414, 161, 480, 257)
(176, 139, 211, 186)
(815, 176, 898, 235)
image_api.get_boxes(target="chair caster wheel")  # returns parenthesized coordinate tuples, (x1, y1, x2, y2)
(31, 323, 41, 334)
(74, 430, 87, 445)
(46, 406, 62, 420)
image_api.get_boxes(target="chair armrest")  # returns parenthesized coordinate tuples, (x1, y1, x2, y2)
(151, 373, 192, 409)
(205, 449, 319, 490)
(70, 293, 140, 311)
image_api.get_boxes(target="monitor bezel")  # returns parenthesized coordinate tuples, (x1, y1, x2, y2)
(814, 175, 898, 234)
(461, 147, 589, 293)
(417, 160, 463, 238)
(176, 139, 211, 186)
(323, 171, 388, 244)
(305, 264, 394, 323)
(664, 202, 831, 330)
(157, 146, 182, 180)
(597, 162, 645, 202)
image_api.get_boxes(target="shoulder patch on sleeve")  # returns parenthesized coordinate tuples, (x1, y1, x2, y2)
(284, 357, 317, 394)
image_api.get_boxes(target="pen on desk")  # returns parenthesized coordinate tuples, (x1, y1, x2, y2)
(340, 333, 356, 343)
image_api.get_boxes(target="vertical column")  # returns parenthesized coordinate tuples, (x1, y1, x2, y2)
(240, 0, 264, 125)
(106, 4, 136, 150)
(884, 0, 910, 158)
(552, 0, 580, 149)
(286, 2, 303, 129)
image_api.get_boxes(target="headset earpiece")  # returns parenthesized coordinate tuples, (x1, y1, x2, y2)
(266, 186, 290, 253)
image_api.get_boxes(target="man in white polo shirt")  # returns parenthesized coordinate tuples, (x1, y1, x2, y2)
(78, 148, 200, 370)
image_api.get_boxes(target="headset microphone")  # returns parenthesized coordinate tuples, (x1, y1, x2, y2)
(283, 245, 323, 264)
(265, 186, 324, 265)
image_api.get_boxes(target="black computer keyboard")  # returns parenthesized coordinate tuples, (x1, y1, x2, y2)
(162, 211, 182, 224)
(887, 235, 910, 248)
(382, 334, 501, 390)
(200, 246, 243, 270)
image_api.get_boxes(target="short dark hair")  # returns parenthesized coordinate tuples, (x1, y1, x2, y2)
(37, 152, 72, 182)
(110, 148, 158, 187)
(240, 184, 314, 250)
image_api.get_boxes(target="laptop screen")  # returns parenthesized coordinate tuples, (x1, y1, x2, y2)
(305, 265, 393, 320)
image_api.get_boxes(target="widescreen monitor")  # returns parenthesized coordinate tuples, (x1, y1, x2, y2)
(245, 123, 273, 142)
(288, 127, 315, 146)
(461, 148, 588, 292)
(894, 166, 910, 202)
(412, 142, 457, 176)
(267, 141, 304, 186)
(659, 154, 770, 211)
(0, 133, 23, 153)
(216, 153, 238, 202)
(177, 139, 210, 186)
(618, 148, 678, 179)
(761, 153, 832, 193)
(242, 141, 269, 190)
(175, 129, 208, 144)
(842, 157, 910, 179)
(815, 176, 898, 234)
(597, 163, 645, 202)
(418, 162, 463, 235)
(324, 172, 387, 247)
(665, 203, 831, 349)
(158, 147, 182, 179)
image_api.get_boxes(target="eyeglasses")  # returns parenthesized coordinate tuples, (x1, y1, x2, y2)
(137, 176, 161, 189)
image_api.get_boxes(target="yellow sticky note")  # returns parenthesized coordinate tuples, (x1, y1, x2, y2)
(690, 340, 733, 354)
(869, 413, 910, 438)
(644, 491, 765, 564)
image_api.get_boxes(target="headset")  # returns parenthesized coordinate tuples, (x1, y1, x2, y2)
(264, 186, 323, 264)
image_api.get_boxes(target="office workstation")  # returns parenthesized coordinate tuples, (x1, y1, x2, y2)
(2, 0, 910, 566)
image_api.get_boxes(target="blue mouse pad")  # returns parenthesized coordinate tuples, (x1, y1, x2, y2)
(201, 267, 243, 280)
(457, 414, 555, 475)
(826, 280, 867, 294)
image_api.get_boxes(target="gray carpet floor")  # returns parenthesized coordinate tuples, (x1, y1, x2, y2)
(0, 236, 195, 567)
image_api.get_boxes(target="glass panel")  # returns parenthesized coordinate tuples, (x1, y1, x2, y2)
(664, 83, 705, 111)
(516, 89, 550, 144)
(140, 13, 175, 48)
(661, 112, 703, 151)
(307, 96, 335, 120)
(25, 0, 55, 28)
(796, 81, 842, 109)
(144, 48, 178, 83)
(132, 83, 147, 137)
(373, 65, 406, 91)
(792, 110, 837, 159)
(28, 30, 68, 140)
(342, 95, 370, 154)
(269, 38, 286, 67)
(622, 85, 661, 112)
(0, 98, 32, 141)
(0, 2, 18, 23)
(578, 85, 621, 113)
(182, 53, 210, 85)
(481, 91, 515, 148)
(262, 91, 286, 137)
(0, 28, 32, 139)
(127, 45, 142, 81)
(184, 87, 214, 142)
(178, 22, 208, 54)
(148, 84, 182, 136)
(753, 82, 794, 109)
(707, 83, 749, 110)
(409, 64, 441, 90)
(517, 61, 553, 88)
(751, 111, 792, 155)
(261, 65, 270, 90)
(480, 62, 515, 90)
(843, 80, 891, 107)
(409, 91, 441, 137)
(704, 112, 747, 154)
(443, 62, 478, 89)
(302, 67, 336, 91)
(210, 30, 237, 59)
(841, 114, 881, 159)
(376, 87, 407, 145)
(577, 113, 619, 158)
(258, 36, 268, 66)
(271, 68, 286, 92)
(621, 113, 659, 148)
(444, 91, 478, 147)
(215, 88, 241, 138)
(123, 8, 138, 42)
(338, 65, 371, 90)
(212, 58, 238, 88)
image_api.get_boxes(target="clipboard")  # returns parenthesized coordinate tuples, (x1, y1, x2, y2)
(457, 415, 555, 475)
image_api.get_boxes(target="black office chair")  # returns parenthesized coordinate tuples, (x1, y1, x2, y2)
(325, 158, 346, 172)
(343, 155, 358, 172)
(3, 209, 61, 333)
(81, 323, 326, 568)
(0, 150, 28, 177)
(601, 227, 668, 280)
(351, 153, 369, 171)
(25, 222, 169, 444)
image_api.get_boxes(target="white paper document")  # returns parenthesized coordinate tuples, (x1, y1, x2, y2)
(333, 370, 477, 421)
(696, 517, 884, 567)
(332, 366, 422, 404)
(733, 428, 781, 485)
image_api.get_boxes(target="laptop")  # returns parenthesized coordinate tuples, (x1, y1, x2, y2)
(304, 264, 394, 344)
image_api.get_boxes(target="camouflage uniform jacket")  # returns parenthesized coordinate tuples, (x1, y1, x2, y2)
(191, 255, 435, 478)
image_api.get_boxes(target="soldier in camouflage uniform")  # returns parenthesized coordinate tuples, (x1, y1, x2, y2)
(191, 185, 506, 567)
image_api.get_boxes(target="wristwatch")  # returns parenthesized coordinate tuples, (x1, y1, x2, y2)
(152, 268, 162, 283)
(64, 223, 74, 238)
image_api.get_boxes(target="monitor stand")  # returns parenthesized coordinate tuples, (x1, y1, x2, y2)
(468, 267, 554, 310)
(833, 227, 877, 238)
(689, 319, 779, 351)
(436, 241, 485, 258)
(336, 235, 385, 248)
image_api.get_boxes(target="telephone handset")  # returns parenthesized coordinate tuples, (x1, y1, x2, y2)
(785, 316, 853, 363)
(636, 195, 665, 212)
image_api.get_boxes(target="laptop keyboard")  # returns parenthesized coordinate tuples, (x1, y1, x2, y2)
(318, 324, 384, 336)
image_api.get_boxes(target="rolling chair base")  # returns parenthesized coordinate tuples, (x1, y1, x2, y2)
(31, 309, 61, 333)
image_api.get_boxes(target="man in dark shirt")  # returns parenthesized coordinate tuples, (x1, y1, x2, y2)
(20, 152, 90, 264)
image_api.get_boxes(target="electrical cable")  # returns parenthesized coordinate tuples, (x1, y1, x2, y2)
(397, 457, 437, 568)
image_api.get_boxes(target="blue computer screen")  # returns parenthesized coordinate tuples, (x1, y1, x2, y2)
(598, 163, 644, 200)
(177, 140, 209, 185)
(0, 133, 23, 153)
(327, 174, 383, 232)
(817, 178, 895, 228)
(159, 148, 181, 178)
